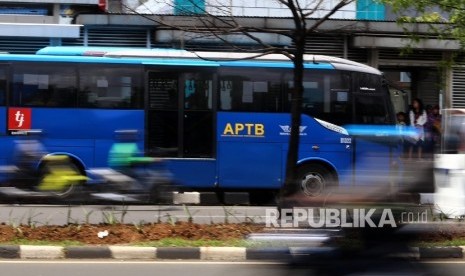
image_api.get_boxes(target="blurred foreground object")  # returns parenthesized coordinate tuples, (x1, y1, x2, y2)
(274, 121, 436, 275)
(88, 130, 174, 203)
(435, 109, 465, 217)
(0, 130, 87, 200)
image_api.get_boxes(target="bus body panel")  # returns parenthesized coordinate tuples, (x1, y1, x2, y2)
(218, 141, 282, 189)
(296, 153, 352, 186)
(352, 137, 398, 186)
(5, 108, 145, 168)
(217, 112, 352, 189)
(0, 107, 11, 167)
(217, 112, 350, 143)
(164, 159, 217, 188)
(21, 108, 144, 139)
(2, 106, 26, 169)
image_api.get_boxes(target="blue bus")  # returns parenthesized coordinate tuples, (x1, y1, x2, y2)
(0, 46, 399, 203)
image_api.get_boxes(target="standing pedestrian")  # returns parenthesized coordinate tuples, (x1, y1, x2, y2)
(408, 98, 427, 159)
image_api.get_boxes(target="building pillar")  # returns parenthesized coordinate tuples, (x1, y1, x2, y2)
(367, 48, 379, 68)
(442, 52, 453, 109)
(343, 35, 348, 59)
(84, 28, 89, 46)
(53, 4, 61, 24)
(49, 38, 61, 46)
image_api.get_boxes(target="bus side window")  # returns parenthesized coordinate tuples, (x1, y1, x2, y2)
(219, 68, 282, 113)
(78, 65, 143, 109)
(12, 64, 77, 107)
(354, 95, 388, 124)
(287, 71, 351, 126)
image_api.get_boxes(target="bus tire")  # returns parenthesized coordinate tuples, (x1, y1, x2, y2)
(297, 164, 336, 198)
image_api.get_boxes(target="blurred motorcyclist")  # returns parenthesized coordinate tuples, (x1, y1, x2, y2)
(106, 130, 172, 199)
(13, 134, 47, 183)
(2, 130, 85, 198)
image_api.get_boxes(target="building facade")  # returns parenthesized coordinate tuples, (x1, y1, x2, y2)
(0, 0, 462, 110)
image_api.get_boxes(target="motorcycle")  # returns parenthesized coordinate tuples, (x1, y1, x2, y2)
(0, 130, 87, 201)
(87, 130, 174, 204)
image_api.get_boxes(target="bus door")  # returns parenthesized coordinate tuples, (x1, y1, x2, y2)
(146, 70, 216, 188)
(352, 93, 398, 187)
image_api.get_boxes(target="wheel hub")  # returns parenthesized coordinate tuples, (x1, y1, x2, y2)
(300, 173, 325, 197)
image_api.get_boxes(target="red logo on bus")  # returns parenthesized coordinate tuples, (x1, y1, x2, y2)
(8, 108, 32, 130)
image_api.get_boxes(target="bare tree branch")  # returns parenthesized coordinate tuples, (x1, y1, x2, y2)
(122, 0, 358, 207)
(305, 0, 354, 34)
(302, 0, 326, 18)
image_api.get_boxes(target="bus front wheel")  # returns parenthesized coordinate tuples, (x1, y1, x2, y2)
(297, 164, 336, 198)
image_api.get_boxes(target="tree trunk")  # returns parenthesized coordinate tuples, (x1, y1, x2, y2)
(279, 36, 305, 205)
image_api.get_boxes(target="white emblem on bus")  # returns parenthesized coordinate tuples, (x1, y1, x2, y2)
(279, 125, 307, 136)
(14, 111, 25, 128)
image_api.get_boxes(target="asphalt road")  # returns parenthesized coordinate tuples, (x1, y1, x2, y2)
(0, 260, 463, 276)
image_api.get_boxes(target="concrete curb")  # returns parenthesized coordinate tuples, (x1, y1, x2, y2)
(0, 246, 463, 260)
(65, 246, 112, 259)
(0, 245, 20, 259)
(200, 247, 246, 261)
(156, 247, 200, 259)
(109, 246, 156, 260)
(20, 245, 64, 259)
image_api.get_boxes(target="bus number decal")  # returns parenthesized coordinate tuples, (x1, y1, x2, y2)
(222, 123, 265, 137)
(340, 138, 352, 144)
(8, 108, 32, 130)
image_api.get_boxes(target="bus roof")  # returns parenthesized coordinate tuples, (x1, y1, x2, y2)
(103, 48, 381, 75)
(0, 52, 218, 67)
(36, 46, 380, 75)
(32, 46, 379, 74)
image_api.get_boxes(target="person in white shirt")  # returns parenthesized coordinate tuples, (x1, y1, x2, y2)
(408, 98, 427, 159)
